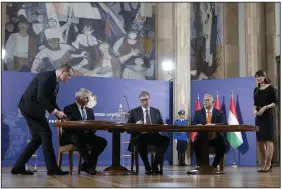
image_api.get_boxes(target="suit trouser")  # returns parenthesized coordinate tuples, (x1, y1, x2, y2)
(13, 112, 59, 172)
(135, 133, 169, 170)
(194, 136, 226, 167)
(61, 132, 107, 169)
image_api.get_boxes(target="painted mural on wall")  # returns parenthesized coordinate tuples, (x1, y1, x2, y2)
(190, 3, 222, 80)
(3, 3, 156, 80)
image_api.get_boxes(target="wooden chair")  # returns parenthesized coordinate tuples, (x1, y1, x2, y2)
(208, 146, 225, 171)
(57, 127, 83, 175)
(131, 145, 164, 174)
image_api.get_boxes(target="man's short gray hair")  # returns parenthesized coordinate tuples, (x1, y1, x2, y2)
(139, 91, 150, 98)
(75, 88, 92, 98)
(204, 94, 214, 101)
(58, 64, 74, 72)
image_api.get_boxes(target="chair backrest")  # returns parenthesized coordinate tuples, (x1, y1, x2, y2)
(57, 127, 62, 147)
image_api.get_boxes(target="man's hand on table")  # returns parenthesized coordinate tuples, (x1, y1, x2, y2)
(136, 120, 147, 134)
(205, 123, 215, 126)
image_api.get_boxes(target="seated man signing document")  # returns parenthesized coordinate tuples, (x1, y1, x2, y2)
(61, 88, 107, 175)
(127, 91, 169, 175)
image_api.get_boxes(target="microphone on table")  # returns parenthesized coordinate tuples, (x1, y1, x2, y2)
(124, 95, 131, 113)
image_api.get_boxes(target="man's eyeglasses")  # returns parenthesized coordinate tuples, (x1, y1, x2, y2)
(140, 98, 149, 102)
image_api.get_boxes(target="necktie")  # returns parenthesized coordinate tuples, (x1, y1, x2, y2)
(54, 82, 59, 96)
(81, 107, 87, 120)
(207, 110, 213, 139)
(145, 109, 152, 124)
(207, 110, 211, 124)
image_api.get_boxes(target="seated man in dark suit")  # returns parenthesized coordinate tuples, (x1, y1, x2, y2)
(127, 91, 169, 175)
(190, 94, 229, 173)
(61, 88, 107, 175)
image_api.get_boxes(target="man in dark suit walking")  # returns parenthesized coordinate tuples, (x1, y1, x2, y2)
(61, 88, 107, 175)
(127, 91, 169, 175)
(11, 64, 73, 175)
(189, 94, 229, 173)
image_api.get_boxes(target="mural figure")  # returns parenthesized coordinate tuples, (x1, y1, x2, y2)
(112, 30, 144, 77)
(190, 3, 222, 80)
(5, 15, 37, 72)
(3, 2, 156, 80)
(72, 25, 103, 74)
(122, 57, 154, 80)
(86, 42, 115, 77)
(31, 29, 86, 73)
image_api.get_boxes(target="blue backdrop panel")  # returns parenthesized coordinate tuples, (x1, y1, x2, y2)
(2, 71, 172, 167)
(190, 77, 257, 166)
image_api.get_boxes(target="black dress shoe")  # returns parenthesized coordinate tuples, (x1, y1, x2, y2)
(81, 163, 97, 175)
(11, 168, 34, 175)
(152, 170, 163, 175)
(86, 168, 97, 175)
(47, 170, 69, 176)
(145, 169, 153, 175)
(186, 169, 199, 174)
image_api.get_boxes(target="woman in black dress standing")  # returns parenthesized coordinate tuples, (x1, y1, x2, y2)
(254, 70, 278, 172)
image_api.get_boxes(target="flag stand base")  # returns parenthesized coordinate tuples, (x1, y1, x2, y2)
(231, 162, 238, 168)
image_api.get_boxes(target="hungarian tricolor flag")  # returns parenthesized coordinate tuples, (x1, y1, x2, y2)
(215, 91, 220, 110)
(190, 93, 201, 142)
(226, 93, 243, 149)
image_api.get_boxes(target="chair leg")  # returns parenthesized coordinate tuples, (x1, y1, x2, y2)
(220, 155, 225, 171)
(131, 153, 134, 172)
(69, 151, 73, 175)
(135, 151, 139, 174)
(58, 152, 62, 169)
(78, 154, 82, 174)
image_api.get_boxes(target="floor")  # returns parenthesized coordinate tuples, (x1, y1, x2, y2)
(2, 166, 280, 188)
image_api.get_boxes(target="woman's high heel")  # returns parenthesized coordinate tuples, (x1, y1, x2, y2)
(262, 165, 272, 172)
(257, 164, 266, 172)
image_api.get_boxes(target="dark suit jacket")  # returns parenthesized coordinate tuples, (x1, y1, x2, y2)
(127, 106, 164, 152)
(18, 70, 60, 119)
(63, 103, 95, 134)
(193, 108, 230, 151)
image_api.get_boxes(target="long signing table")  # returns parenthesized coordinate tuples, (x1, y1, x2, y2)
(54, 120, 258, 175)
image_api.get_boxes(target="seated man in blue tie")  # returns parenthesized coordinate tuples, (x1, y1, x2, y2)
(173, 110, 189, 166)
(61, 88, 107, 175)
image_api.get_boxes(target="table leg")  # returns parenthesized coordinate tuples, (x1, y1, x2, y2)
(101, 131, 135, 175)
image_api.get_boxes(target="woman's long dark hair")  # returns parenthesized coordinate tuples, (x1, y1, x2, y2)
(255, 70, 271, 95)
